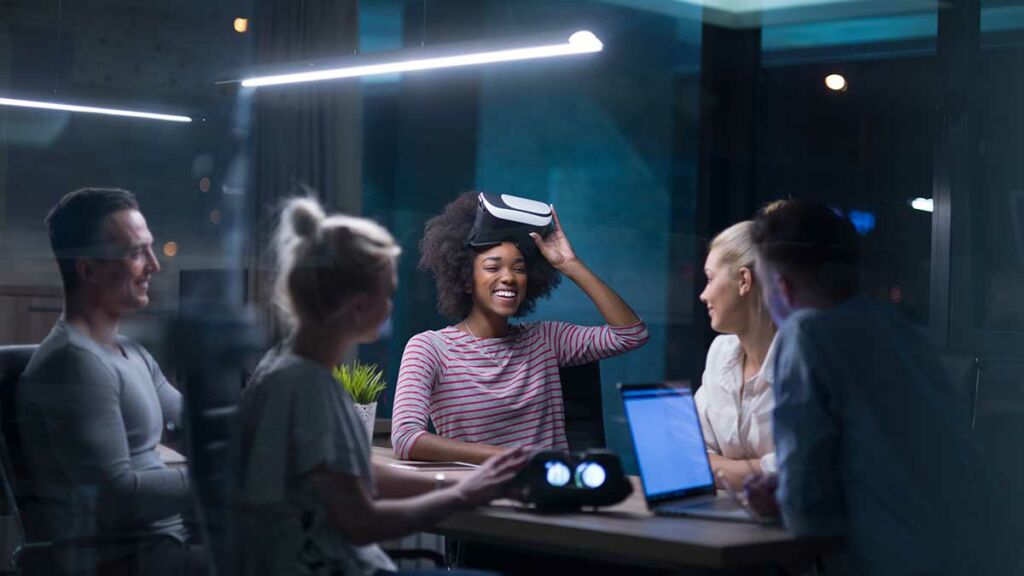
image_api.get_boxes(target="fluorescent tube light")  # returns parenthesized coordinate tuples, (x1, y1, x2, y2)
(910, 197, 934, 213)
(241, 30, 603, 88)
(0, 97, 192, 123)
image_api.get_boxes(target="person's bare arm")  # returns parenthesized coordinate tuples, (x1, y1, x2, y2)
(406, 433, 507, 464)
(313, 472, 464, 544)
(314, 448, 528, 545)
(709, 454, 762, 492)
(373, 462, 460, 498)
(373, 463, 434, 498)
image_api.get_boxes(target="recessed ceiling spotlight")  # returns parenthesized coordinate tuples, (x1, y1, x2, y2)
(825, 73, 847, 92)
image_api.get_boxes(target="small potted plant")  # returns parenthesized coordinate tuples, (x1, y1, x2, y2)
(332, 360, 387, 444)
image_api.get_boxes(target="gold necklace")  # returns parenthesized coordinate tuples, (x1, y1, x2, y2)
(461, 321, 513, 367)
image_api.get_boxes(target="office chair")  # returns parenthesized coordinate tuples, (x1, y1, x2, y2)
(559, 362, 605, 451)
(0, 344, 185, 575)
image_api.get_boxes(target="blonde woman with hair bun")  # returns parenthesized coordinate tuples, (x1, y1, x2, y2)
(697, 219, 778, 491)
(237, 197, 527, 576)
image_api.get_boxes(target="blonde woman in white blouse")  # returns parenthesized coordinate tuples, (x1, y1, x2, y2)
(696, 219, 777, 491)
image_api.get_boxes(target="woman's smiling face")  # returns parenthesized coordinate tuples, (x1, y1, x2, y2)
(469, 242, 528, 318)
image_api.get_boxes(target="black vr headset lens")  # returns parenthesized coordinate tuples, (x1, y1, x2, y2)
(544, 459, 606, 489)
(575, 462, 607, 489)
(466, 193, 554, 250)
(545, 460, 571, 487)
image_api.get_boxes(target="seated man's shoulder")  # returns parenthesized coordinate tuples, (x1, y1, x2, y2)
(774, 308, 852, 364)
(789, 297, 905, 337)
(782, 300, 863, 335)
(19, 337, 121, 416)
(25, 332, 115, 386)
(114, 334, 154, 361)
(776, 309, 821, 341)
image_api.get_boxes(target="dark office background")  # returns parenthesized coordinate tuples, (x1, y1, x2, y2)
(0, 0, 1022, 568)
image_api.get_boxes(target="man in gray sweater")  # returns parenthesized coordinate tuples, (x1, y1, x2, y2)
(18, 188, 195, 575)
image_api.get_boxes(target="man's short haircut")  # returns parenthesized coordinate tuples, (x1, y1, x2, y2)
(750, 198, 861, 300)
(45, 187, 140, 293)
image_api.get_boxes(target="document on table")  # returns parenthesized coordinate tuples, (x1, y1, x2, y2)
(157, 443, 187, 466)
(388, 461, 478, 471)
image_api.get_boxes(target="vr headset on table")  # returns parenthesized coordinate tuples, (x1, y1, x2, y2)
(466, 193, 554, 252)
(511, 449, 633, 511)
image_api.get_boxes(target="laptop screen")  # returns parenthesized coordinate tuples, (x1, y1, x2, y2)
(620, 384, 715, 501)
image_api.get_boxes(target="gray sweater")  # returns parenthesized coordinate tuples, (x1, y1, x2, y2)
(17, 320, 190, 556)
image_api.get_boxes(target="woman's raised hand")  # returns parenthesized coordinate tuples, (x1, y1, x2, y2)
(530, 205, 578, 271)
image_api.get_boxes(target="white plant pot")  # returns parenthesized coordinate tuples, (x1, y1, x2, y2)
(354, 401, 377, 445)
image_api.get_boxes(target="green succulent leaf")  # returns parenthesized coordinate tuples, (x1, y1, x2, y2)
(331, 360, 387, 404)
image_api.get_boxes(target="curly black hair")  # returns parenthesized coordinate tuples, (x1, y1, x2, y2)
(419, 192, 562, 320)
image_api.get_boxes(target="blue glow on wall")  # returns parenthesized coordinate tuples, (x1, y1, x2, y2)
(763, 13, 937, 51)
(358, 0, 403, 85)
(763, 5, 1024, 55)
(472, 11, 702, 473)
(847, 209, 876, 236)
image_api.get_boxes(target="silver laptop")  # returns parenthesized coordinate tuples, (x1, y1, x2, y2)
(619, 382, 757, 523)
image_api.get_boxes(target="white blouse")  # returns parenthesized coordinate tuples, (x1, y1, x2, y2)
(695, 334, 778, 473)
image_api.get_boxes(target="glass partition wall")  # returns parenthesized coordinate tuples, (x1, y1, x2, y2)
(0, 0, 1020, 572)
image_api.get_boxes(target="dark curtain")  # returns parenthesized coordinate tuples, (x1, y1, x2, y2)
(249, 0, 362, 323)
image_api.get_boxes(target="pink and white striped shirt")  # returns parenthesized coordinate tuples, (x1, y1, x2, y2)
(391, 320, 649, 459)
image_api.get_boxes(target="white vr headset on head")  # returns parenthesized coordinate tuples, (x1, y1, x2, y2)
(466, 193, 554, 251)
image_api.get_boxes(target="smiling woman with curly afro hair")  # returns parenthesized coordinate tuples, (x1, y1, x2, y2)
(392, 191, 651, 464)
(418, 192, 561, 320)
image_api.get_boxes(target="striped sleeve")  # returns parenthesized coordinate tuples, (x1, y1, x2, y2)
(539, 320, 650, 367)
(391, 332, 444, 459)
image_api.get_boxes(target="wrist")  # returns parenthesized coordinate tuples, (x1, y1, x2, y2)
(556, 258, 586, 276)
(445, 484, 473, 509)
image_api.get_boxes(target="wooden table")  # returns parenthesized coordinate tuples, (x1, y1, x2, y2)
(372, 447, 840, 572)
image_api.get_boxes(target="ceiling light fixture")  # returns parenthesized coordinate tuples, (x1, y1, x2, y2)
(824, 73, 847, 91)
(910, 197, 934, 213)
(0, 96, 192, 123)
(241, 30, 603, 88)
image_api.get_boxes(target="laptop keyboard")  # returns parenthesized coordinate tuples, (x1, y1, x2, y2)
(660, 498, 740, 516)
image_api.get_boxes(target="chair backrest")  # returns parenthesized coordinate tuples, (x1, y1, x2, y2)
(558, 362, 605, 452)
(0, 345, 36, 482)
(0, 345, 38, 544)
